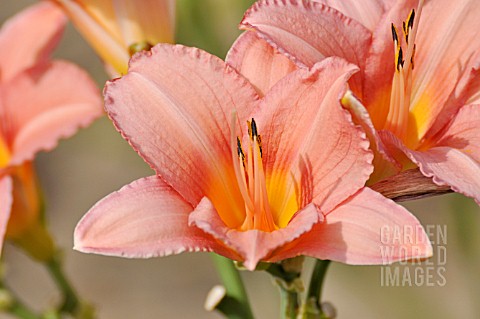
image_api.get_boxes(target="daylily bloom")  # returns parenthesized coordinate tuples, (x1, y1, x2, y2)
(0, 2, 102, 253)
(53, 0, 176, 76)
(241, 0, 480, 203)
(74, 43, 431, 270)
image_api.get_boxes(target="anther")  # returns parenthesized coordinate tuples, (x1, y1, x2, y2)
(407, 9, 415, 30)
(251, 118, 258, 139)
(237, 137, 245, 160)
(397, 47, 404, 71)
(391, 23, 398, 43)
(257, 135, 263, 158)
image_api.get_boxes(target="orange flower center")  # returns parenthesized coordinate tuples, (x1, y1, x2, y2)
(382, 2, 424, 149)
(0, 136, 10, 169)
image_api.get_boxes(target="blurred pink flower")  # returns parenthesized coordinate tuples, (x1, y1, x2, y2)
(0, 2, 102, 250)
(241, 0, 480, 203)
(53, 0, 175, 76)
(74, 43, 431, 270)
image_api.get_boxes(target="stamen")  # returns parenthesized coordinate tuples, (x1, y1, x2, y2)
(250, 118, 258, 139)
(397, 47, 404, 71)
(407, 9, 415, 30)
(230, 112, 254, 213)
(231, 114, 276, 232)
(411, 44, 416, 70)
(403, 1, 423, 71)
(252, 135, 275, 231)
(237, 137, 245, 164)
(391, 23, 399, 44)
(385, 0, 424, 142)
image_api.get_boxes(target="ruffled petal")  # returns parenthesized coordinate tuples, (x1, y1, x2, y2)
(254, 58, 373, 224)
(240, 0, 372, 95)
(189, 197, 321, 270)
(226, 32, 297, 96)
(104, 44, 260, 227)
(0, 176, 13, 254)
(382, 128, 480, 204)
(409, 0, 480, 141)
(3, 61, 102, 165)
(272, 188, 432, 264)
(407, 147, 480, 204)
(312, 0, 393, 31)
(0, 1, 66, 81)
(75, 176, 236, 259)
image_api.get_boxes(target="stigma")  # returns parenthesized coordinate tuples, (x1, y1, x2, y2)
(230, 114, 276, 232)
(384, 0, 424, 144)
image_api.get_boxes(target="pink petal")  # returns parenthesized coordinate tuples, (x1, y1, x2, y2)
(104, 44, 259, 225)
(409, 0, 480, 140)
(0, 176, 13, 254)
(0, 2, 66, 81)
(272, 188, 432, 264)
(436, 104, 480, 163)
(312, 0, 393, 31)
(189, 197, 321, 270)
(3, 61, 102, 165)
(226, 32, 297, 96)
(406, 147, 480, 204)
(382, 128, 480, 204)
(240, 0, 372, 95)
(75, 176, 236, 259)
(255, 58, 373, 218)
(427, 52, 480, 139)
(362, 0, 418, 128)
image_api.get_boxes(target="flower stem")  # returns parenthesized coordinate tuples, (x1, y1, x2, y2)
(211, 254, 254, 319)
(279, 288, 298, 319)
(45, 253, 79, 315)
(265, 258, 304, 319)
(266, 264, 299, 318)
(305, 259, 331, 317)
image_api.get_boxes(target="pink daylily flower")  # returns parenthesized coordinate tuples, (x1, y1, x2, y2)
(0, 2, 102, 249)
(74, 43, 431, 270)
(241, 0, 480, 203)
(53, 0, 176, 76)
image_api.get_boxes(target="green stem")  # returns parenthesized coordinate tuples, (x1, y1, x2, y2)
(45, 254, 79, 315)
(306, 260, 331, 317)
(265, 261, 303, 319)
(211, 254, 254, 319)
(279, 288, 298, 319)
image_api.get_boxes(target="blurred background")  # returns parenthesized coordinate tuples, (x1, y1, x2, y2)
(1, 1, 480, 318)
